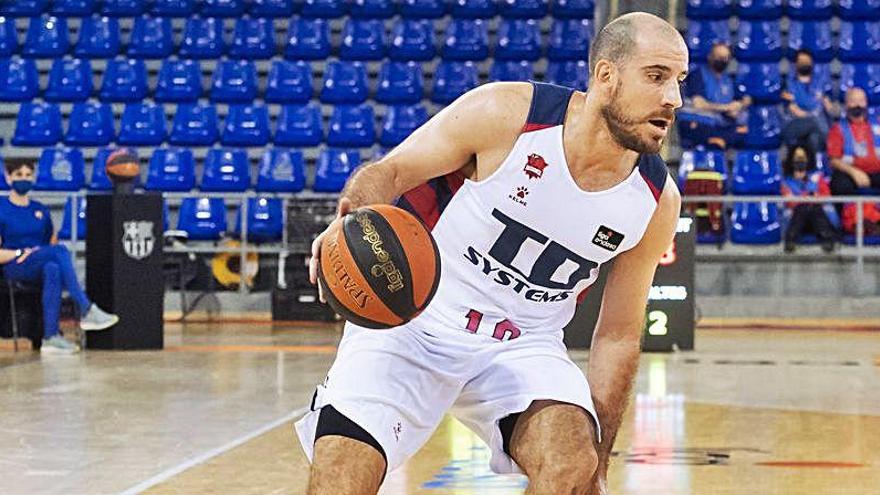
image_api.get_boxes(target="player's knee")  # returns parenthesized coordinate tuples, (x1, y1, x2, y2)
(535, 447, 598, 494)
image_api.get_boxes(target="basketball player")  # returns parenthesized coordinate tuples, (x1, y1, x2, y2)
(297, 12, 686, 495)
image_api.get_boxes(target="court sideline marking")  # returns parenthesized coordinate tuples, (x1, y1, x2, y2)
(118, 406, 310, 495)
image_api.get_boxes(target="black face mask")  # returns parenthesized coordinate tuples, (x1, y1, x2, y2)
(848, 106, 867, 119)
(710, 58, 729, 73)
(793, 160, 808, 172)
(796, 64, 813, 76)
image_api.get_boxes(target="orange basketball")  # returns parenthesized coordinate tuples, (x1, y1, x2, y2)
(105, 149, 140, 183)
(318, 204, 441, 329)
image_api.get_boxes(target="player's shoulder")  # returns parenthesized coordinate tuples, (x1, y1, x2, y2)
(456, 82, 534, 125)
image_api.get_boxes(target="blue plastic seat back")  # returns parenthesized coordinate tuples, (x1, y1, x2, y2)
(389, 19, 435, 62)
(376, 61, 423, 104)
(221, 104, 271, 146)
(100, 58, 148, 102)
(685, 0, 732, 19)
(35, 147, 85, 191)
(101, 0, 144, 16)
(328, 104, 376, 147)
(498, 0, 548, 19)
(0, 58, 39, 102)
(786, 0, 833, 19)
(234, 197, 283, 242)
(58, 196, 87, 240)
(489, 60, 534, 82)
(146, 148, 196, 191)
(686, 19, 731, 61)
(730, 202, 781, 244)
(679, 148, 728, 187)
(169, 103, 219, 146)
(256, 148, 306, 192)
(2, 0, 48, 16)
(13, 102, 63, 146)
(432, 60, 479, 104)
(442, 19, 489, 61)
(314, 148, 361, 192)
(0, 17, 16, 57)
(838, 63, 880, 105)
(74, 16, 120, 58)
(839, 0, 880, 20)
(201, 0, 246, 17)
(495, 19, 541, 61)
(275, 103, 323, 146)
(180, 16, 226, 59)
(301, 0, 346, 18)
(285, 17, 331, 60)
(735, 62, 782, 103)
(787, 20, 833, 62)
(548, 18, 592, 61)
(201, 148, 250, 192)
(211, 60, 258, 103)
(155, 59, 203, 102)
(744, 105, 783, 150)
(735, 0, 782, 19)
(350, 0, 395, 19)
(732, 149, 781, 194)
(151, 0, 196, 17)
(249, 0, 295, 17)
(839, 21, 880, 62)
(546, 60, 588, 91)
(65, 102, 115, 146)
(340, 18, 387, 61)
(380, 104, 428, 147)
(265, 60, 313, 104)
(321, 60, 369, 104)
(400, 0, 446, 18)
(552, 0, 594, 19)
(23, 16, 69, 58)
(735, 20, 782, 61)
(118, 103, 167, 146)
(178, 197, 227, 241)
(230, 16, 275, 60)
(128, 16, 173, 59)
(44, 58, 92, 102)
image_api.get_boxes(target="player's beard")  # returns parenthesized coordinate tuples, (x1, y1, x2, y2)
(600, 82, 663, 154)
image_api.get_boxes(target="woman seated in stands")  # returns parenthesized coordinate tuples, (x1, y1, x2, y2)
(0, 161, 119, 354)
(781, 145, 839, 253)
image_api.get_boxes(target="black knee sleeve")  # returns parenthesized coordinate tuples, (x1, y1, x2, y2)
(499, 411, 522, 458)
(315, 405, 387, 466)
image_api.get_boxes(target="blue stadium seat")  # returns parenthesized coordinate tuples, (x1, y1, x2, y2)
(99, 59, 148, 102)
(839, 21, 880, 62)
(340, 18, 386, 61)
(275, 103, 323, 146)
(787, 20, 833, 62)
(327, 104, 376, 147)
(686, 19, 731, 61)
(807, 62, 834, 96)
(432, 60, 479, 104)
(552, 0, 594, 18)
(222, 104, 270, 146)
(65, 102, 114, 146)
(380, 103, 428, 147)
(285, 17, 331, 60)
(256, 148, 306, 192)
(234, 197, 284, 242)
(678, 148, 728, 188)
(0, 58, 38, 102)
(13, 103, 62, 146)
(1, 0, 48, 16)
(548, 19, 592, 61)
(736, 0, 782, 19)
(201, 0, 245, 17)
(249, 0, 295, 17)
(0, 17, 16, 57)
(743, 105, 782, 149)
(301, 0, 346, 18)
(838, 63, 880, 105)
(489, 60, 534, 82)
(146, 148, 196, 191)
(785, 0, 833, 19)
(732, 149, 781, 195)
(44, 58, 92, 102)
(179, 16, 226, 59)
(314, 148, 360, 192)
(58, 196, 87, 240)
(730, 202, 781, 244)
(685, 0, 733, 19)
(390, 19, 435, 62)
(201, 148, 250, 191)
(169, 103, 219, 146)
(376, 61, 423, 104)
(320, 60, 368, 104)
(118, 103, 167, 146)
(89, 147, 115, 191)
(546, 60, 588, 91)
(74, 16, 120, 59)
(498, 0, 548, 19)
(35, 147, 85, 191)
(23, 16, 69, 59)
(495, 19, 541, 61)
(265, 60, 312, 104)
(838, 0, 880, 20)
(177, 197, 227, 240)
(230, 17, 275, 60)
(155, 59, 202, 102)
(151, 0, 196, 17)
(400, 0, 445, 18)
(451, 0, 496, 18)
(101, 0, 144, 16)
(128, 17, 173, 59)
(52, 0, 96, 17)
(210, 60, 258, 103)
(442, 19, 488, 61)
(735, 62, 781, 103)
(350, 0, 395, 19)
(735, 20, 782, 62)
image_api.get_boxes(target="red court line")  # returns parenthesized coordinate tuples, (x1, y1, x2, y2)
(755, 461, 865, 468)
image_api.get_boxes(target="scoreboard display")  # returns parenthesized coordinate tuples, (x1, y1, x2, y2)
(563, 217, 696, 351)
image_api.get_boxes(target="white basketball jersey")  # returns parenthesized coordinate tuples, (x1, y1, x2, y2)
(396, 82, 669, 341)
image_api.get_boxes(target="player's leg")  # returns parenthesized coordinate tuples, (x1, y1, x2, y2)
(308, 406, 386, 495)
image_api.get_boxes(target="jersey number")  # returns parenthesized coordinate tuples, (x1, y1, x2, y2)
(465, 309, 521, 341)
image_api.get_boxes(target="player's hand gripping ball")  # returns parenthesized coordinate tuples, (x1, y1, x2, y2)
(318, 204, 441, 329)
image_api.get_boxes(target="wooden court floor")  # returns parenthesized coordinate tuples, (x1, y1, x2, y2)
(2, 321, 879, 494)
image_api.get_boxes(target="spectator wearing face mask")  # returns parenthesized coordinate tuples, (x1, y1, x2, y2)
(679, 42, 751, 149)
(780, 144, 839, 253)
(0, 161, 119, 354)
(781, 49, 838, 153)
(827, 87, 880, 196)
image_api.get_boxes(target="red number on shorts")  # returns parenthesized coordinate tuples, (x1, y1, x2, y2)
(464, 310, 521, 341)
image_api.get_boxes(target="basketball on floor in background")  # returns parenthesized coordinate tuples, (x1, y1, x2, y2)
(318, 204, 441, 329)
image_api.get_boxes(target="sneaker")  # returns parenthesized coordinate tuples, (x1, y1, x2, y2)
(80, 304, 120, 331)
(41, 336, 80, 355)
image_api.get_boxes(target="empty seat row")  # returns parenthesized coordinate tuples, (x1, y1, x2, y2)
(2, 0, 596, 20)
(686, 0, 880, 20)
(679, 148, 785, 195)
(732, 62, 880, 104)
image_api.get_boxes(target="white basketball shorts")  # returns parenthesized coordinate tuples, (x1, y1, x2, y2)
(294, 320, 600, 474)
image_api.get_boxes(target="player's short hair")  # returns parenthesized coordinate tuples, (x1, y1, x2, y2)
(4, 160, 35, 175)
(588, 15, 638, 79)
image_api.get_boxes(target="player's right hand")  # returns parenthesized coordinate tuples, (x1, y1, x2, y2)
(309, 197, 353, 303)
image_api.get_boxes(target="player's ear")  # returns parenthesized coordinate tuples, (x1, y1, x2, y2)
(593, 60, 616, 89)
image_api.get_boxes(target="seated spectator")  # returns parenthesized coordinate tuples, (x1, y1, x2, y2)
(0, 161, 119, 355)
(780, 144, 839, 253)
(679, 42, 750, 149)
(781, 49, 837, 153)
(827, 87, 880, 197)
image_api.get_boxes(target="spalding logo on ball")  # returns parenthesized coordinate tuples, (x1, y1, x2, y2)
(318, 204, 441, 329)
(105, 149, 140, 184)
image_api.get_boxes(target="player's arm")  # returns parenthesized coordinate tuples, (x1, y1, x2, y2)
(587, 180, 681, 476)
